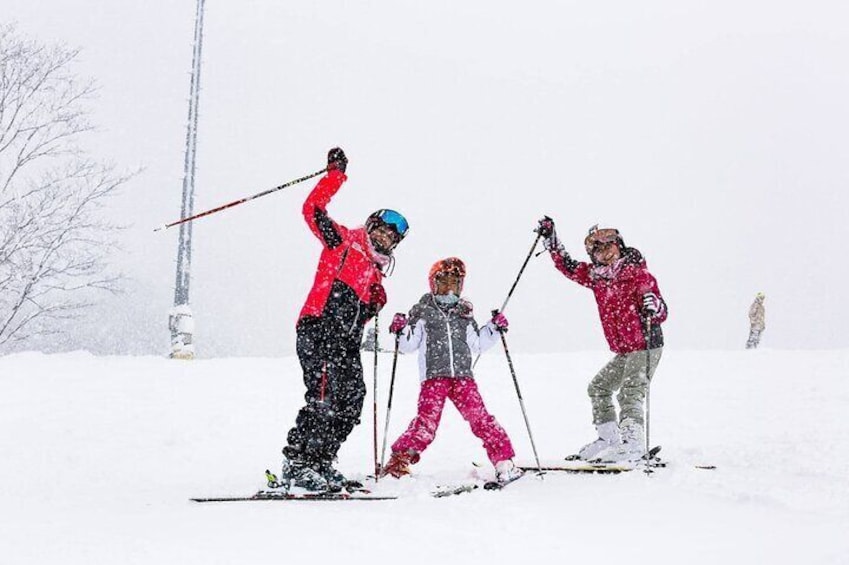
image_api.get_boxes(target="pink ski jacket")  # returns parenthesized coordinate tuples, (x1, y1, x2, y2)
(549, 249, 667, 354)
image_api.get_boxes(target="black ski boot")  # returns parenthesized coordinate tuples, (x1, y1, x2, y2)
(318, 460, 358, 492)
(281, 457, 330, 492)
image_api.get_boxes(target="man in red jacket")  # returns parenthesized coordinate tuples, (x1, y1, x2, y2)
(281, 148, 409, 491)
(538, 217, 667, 463)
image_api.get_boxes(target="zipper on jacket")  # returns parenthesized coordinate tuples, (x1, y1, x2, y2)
(434, 304, 456, 377)
(445, 318, 455, 376)
(331, 243, 368, 336)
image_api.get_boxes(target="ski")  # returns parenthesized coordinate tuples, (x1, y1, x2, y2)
(519, 446, 664, 474)
(263, 468, 368, 493)
(191, 468, 394, 503)
(520, 463, 633, 474)
(483, 470, 526, 490)
(587, 445, 662, 464)
(432, 483, 479, 498)
(433, 468, 527, 497)
(564, 444, 661, 462)
(191, 490, 397, 503)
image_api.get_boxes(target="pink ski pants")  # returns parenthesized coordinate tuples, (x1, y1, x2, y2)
(391, 377, 515, 465)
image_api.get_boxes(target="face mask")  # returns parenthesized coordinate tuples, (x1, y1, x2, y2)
(591, 257, 625, 280)
(434, 292, 460, 306)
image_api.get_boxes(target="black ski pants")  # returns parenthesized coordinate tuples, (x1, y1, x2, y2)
(284, 316, 366, 467)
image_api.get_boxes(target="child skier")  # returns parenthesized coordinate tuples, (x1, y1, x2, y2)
(537, 217, 668, 463)
(380, 257, 524, 485)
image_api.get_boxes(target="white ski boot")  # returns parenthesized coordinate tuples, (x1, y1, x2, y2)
(495, 460, 524, 485)
(577, 420, 621, 460)
(594, 419, 645, 463)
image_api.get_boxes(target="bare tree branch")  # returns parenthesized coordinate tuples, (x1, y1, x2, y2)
(0, 24, 133, 349)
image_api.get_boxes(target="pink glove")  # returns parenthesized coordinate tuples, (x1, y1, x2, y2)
(389, 313, 408, 335)
(491, 311, 509, 332)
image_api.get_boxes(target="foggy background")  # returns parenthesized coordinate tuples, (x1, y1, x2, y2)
(5, 1, 848, 356)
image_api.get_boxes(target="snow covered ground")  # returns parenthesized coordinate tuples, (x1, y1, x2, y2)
(1, 348, 847, 564)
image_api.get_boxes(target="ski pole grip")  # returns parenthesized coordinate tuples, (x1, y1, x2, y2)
(491, 309, 507, 334)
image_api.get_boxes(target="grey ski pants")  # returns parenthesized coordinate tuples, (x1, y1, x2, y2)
(588, 348, 663, 426)
(746, 329, 763, 349)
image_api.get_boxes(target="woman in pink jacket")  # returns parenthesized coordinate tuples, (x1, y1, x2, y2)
(538, 217, 668, 463)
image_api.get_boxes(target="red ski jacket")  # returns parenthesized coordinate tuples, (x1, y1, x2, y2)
(550, 249, 667, 354)
(298, 170, 386, 331)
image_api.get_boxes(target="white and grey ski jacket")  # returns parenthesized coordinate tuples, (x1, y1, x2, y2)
(397, 294, 501, 382)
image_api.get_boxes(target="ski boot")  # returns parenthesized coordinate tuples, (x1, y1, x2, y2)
(380, 451, 419, 478)
(594, 419, 646, 463)
(318, 460, 358, 492)
(280, 457, 330, 492)
(574, 421, 620, 461)
(494, 460, 524, 485)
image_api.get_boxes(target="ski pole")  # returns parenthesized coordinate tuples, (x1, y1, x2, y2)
(498, 231, 543, 315)
(372, 314, 380, 480)
(494, 310, 543, 477)
(643, 317, 653, 475)
(379, 331, 402, 475)
(473, 231, 542, 369)
(154, 167, 327, 231)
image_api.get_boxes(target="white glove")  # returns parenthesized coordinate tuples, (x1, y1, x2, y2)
(642, 292, 661, 315)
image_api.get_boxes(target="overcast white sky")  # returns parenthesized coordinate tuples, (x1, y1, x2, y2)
(5, 1, 849, 356)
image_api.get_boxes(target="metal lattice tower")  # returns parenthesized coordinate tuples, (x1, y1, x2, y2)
(169, 0, 206, 359)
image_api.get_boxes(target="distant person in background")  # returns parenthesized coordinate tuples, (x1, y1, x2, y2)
(746, 292, 766, 349)
(280, 147, 410, 492)
(537, 218, 668, 463)
(360, 327, 381, 352)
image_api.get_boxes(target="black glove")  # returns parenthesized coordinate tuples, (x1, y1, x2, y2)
(327, 147, 348, 173)
(536, 216, 555, 238)
(537, 215, 567, 256)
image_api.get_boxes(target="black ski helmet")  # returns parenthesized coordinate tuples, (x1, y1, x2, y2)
(365, 209, 409, 254)
(366, 209, 409, 238)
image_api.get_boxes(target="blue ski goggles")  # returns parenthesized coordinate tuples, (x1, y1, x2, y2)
(370, 209, 409, 238)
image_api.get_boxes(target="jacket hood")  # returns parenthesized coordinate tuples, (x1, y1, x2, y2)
(415, 293, 473, 317)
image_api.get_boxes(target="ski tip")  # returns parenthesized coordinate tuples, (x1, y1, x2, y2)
(432, 484, 479, 498)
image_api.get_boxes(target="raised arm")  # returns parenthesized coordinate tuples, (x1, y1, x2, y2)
(537, 216, 593, 287)
(302, 170, 348, 249)
(302, 148, 350, 249)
